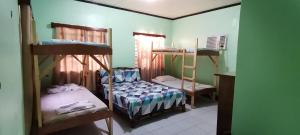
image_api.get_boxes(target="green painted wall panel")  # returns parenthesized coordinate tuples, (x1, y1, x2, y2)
(232, 1, 300, 135)
(31, 0, 172, 68)
(0, 0, 25, 135)
(166, 6, 241, 84)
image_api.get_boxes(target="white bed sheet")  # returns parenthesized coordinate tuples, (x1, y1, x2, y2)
(152, 76, 214, 92)
(41, 86, 107, 124)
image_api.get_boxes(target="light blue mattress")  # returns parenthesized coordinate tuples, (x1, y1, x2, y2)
(39, 39, 109, 47)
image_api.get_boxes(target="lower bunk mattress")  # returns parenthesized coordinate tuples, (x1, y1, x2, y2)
(41, 84, 108, 124)
(152, 75, 215, 92)
(103, 80, 185, 119)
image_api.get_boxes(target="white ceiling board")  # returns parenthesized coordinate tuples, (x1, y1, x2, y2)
(84, 0, 241, 19)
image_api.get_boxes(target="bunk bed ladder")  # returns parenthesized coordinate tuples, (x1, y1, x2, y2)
(181, 38, 198, 108)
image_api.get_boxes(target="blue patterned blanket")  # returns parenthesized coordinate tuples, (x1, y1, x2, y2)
(103, 80, 185, 119)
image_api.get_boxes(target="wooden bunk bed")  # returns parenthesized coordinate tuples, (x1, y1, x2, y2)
(151, 39, 220, 108)
(31, 27, 114, 135)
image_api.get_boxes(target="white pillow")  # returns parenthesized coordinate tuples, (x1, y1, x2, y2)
(155, 75, 177, 82)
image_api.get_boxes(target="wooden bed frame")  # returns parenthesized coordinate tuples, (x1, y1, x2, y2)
(150, 39, 220, 108)
(31, 25, 114, 134)
(95, 67, 186, 128)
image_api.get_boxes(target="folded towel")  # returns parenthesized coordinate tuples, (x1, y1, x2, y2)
(48, 83, 82, 94)
(56, 100, 96, 115)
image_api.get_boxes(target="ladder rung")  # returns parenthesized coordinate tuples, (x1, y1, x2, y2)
(184, 65, 195, 69)
(183, 77, 194, 81)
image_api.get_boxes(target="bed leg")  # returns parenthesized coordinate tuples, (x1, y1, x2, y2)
(191, 95, 195, 109)
(211, 92, 216, 101)
(105, 118, 109, 130)
(181, 104, 186, 112)
(107, 117, 113, 135)
(130, 119, 136, 128)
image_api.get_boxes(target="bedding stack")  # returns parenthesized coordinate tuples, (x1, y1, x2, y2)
(99, 68, 186, 119)
(41, 84, 107, 124)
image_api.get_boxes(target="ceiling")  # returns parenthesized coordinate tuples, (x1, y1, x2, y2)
(82, 0, 241, 19)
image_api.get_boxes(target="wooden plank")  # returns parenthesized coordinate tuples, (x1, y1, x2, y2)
(150, 43, 153, 80)
(151, 48, 219, 56)
(82, 55, 88, 87)
(181, 50, 186, 90)
(90, 55, 109, 73)
(102, 55, 108, 68)
(51, 22, 108, 32)
(108, 53, 113, 135)
(105, 118, 109, 131)
(152, 54, 158, 61)
(39, 55, 65, 79)
(39, 110, 112, 134)
(133, 32, 166, 38)
(191, 38, 198, 77)
(38, 55, 50, 66)
(208, 56, 220, 87)
(152, 49, 218, 56)
(105, 55, 111, 69)
(184, 65, 195, 69)
(32, 55, 42, 128)
(152, 52, 183, 55)
(20, 5, 34, 135)
(190, 39, 198, 108)
(31, 44, 112, 55)
(183, 76, 194, 81)
(196, 50, 220, 56)
(213, 56, 220, 93)
(108, 28, 112, 48)
(208, 56, 217, 65)
(72, 55, 85, 65)
(171, 55, 178, 63)
(152, 48, 183, 53)
(108, 117, 113, 135)
(101, 55, 106, 65)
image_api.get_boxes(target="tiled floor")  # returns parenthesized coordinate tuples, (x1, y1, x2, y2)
(52, 97, 217, 135)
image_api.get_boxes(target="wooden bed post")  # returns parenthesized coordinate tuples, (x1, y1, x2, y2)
(150, 42, 153, 81)
(20, 2, 35, 134)
(213, 56, 220, 99)
(32, 54, 42, 128)
(191, 38, 199, 108)
(208, 54, 219, 100)
(107, 28, 113, 135)
(181, 49, 185, 94)
(170, 42, 174, 75)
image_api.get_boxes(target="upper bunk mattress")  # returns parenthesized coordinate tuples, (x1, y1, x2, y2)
(41, 85, 107, 124)
(152, 48, 219, 55)
(152, 75, 214, 92)
(102, 80, 185, 119)
(38, 39, 109, 47)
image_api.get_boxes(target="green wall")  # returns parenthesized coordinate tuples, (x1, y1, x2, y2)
(0, 0, 25, 135)
(31, 0, 172, 68)
(166, 6, 241, 84)
(31, 0, 240, 86)
(232, 1, 300, 135)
